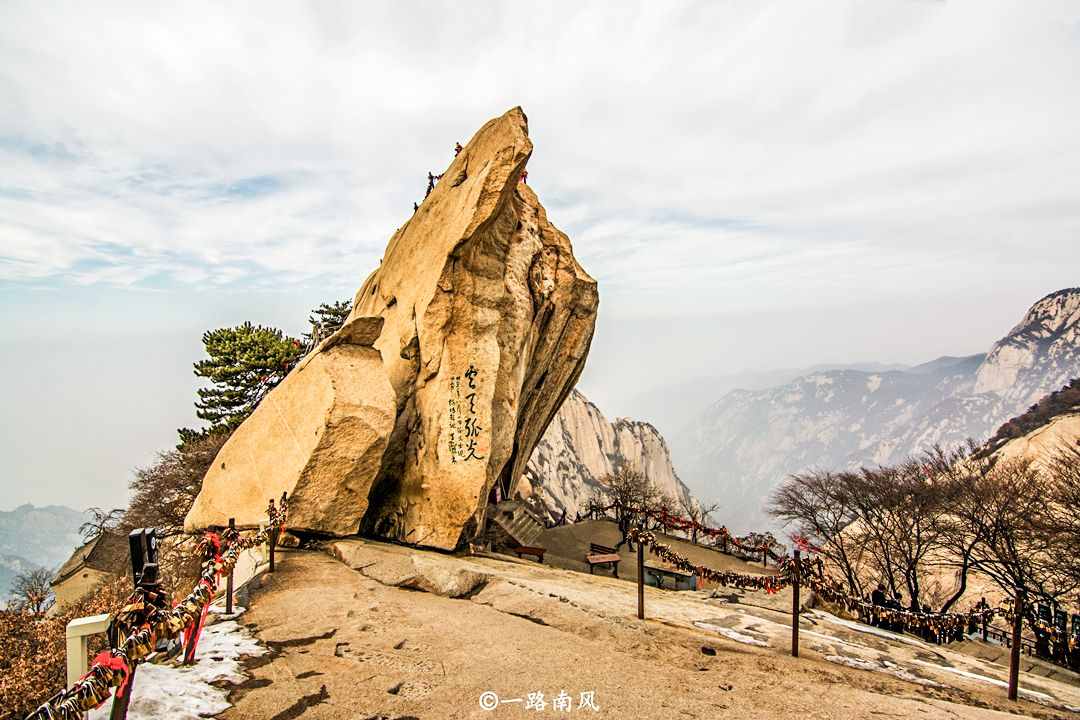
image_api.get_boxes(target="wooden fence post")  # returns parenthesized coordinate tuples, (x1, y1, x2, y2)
(269, 524, 277, 573)
(636, 536, 645, 620)
(225, 518, 235, 614)
(1008, 586, 1024, 701)
(791, 549, 800, 658)
(762, 546, 768, 569)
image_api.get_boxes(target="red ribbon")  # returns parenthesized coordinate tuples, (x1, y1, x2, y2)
(204, 530, 222, 554)
(182, 578, 216, 659)
(84, 650, 131, 703)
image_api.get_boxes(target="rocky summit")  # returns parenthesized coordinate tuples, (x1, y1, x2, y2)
(519, 389, 693, 523)
(186, 108, 599, 549)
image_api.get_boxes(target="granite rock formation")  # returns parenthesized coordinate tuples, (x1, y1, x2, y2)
(186, 108, 599, 549)
(185, 316, 396, 535)
(519, 390, 693, 523)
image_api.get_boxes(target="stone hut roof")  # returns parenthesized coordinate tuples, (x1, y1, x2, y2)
(51, 531, 129, 586)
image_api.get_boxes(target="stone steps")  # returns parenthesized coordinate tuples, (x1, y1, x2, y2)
(490, 501, 545, 547)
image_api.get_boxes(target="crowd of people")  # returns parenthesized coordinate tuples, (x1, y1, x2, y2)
(860, 583, 983, 644)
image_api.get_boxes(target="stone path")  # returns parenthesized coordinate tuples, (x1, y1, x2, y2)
(219, 542, 1079, 719)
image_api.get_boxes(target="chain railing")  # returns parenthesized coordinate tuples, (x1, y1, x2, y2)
(24, 495, 288, 720)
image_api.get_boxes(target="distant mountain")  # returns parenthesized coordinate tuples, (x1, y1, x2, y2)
(677, 289, 1080, 532)
(0, 504, 87, 597)
(0, 554, 40, 603)
(520, 390, 693, 522)
(626, 362, 910, 442)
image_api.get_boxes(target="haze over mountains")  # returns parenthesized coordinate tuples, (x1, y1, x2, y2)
(0, 504, 86, 597)
(672, 288, 1080, 532)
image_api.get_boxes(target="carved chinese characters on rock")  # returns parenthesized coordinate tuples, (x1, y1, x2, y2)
(448, 376, 461, 462)
(447, 364, 485, 463)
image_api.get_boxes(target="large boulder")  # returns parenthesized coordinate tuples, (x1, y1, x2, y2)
(185, 316, 396, 535)
(186, 107, 599, 550)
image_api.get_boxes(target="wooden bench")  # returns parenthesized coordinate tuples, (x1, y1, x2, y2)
(585, 543, 620, 577)
(513, 545, 546, 563)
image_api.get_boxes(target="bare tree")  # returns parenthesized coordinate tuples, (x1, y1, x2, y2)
(121, 431, 231, 597)
(10, 567, 54, 615)
(773, 452, 953, 608)
(1047, 440, 1080, 589)
(768, 469, 868, 596)
(963, 456, 1075, 606)
(678, 495, 720, 544)
(840, 457, 953, 609)
(931, 443, 1003, 613)
(774, 439, 1079, 617)
(590, 466, 664, 549)
(124, 431, 229, 538)
(79, 507, 124, 542)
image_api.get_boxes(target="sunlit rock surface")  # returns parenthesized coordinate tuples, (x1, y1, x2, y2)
(187, 108, 599, 549)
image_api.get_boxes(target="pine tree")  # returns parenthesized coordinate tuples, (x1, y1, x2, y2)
(182, 322, 304, 440)
(303, 299, 352, 350)
(177, 300, 351, 445)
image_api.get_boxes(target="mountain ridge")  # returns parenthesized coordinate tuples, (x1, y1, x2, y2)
(0, 503, 87, 597)
(677, 288, 1080, 532)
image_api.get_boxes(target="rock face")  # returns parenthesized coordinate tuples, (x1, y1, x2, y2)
(185, 317, 396, 535)
(992, 412, 1080, 466)
(519, 390, 693, 522)
(187, 108, 599, 550)
(973, 289, 1080, 400)
(676, 288, 1080, 531)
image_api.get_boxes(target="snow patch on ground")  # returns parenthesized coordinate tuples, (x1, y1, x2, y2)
(824, 654, 941, 687)
(809, 611, 928, 648)
(910, 658, 1080, 712)
(909, 659, 1069, 706)
(693, 621, 769, 647)
(88, 612, 265, 720)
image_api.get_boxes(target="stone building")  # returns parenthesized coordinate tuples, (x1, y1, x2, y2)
(49, 531, 127, 612)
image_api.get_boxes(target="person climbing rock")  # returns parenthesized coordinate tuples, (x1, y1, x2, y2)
(454, 142, 463, 156)
(413, 201, 419, 212)
(520, 169, 528, 184)
(426, 171, 435, 197)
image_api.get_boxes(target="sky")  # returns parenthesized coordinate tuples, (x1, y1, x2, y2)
(1, 1, 1079, 512)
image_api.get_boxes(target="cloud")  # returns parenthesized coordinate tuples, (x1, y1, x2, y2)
(0, 0, 1078, 309)
(4, 0, 1080, 510)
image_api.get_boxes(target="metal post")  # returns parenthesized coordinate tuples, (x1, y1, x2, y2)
(1008, 587, 1024, 701)
(109, 664, 137, 720)
(636, 535, 645, 620)
(225, 518, 235, 614)
(791, 549, 801, 658)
